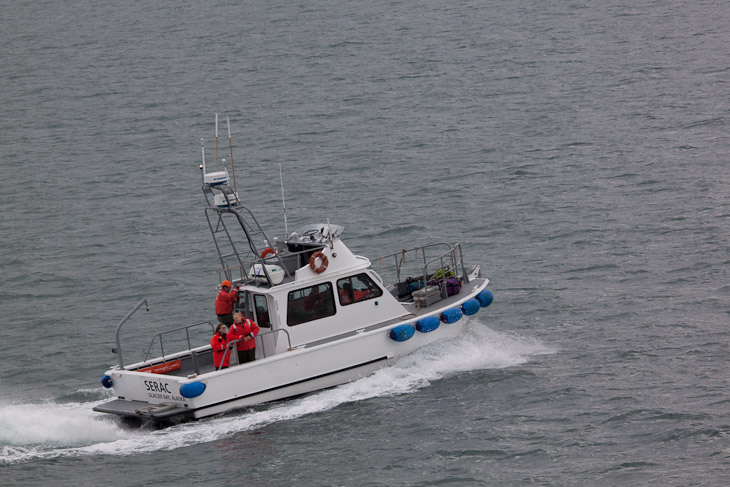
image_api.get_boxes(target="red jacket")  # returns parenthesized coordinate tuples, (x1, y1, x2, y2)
(215, 288, 239, 315)
(228, 319, 259, 351)
(210, 332, 231, 368)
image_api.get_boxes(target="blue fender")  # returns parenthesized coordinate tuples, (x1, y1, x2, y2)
(389, 324, 415, 342)
(180, 381, 206, 399)
(476, 289, 493, 308)
(101, 375, 113, 389)
(461, 298, 481, 316)
(440, 307, 463, 324)
(416, 315, 440, 333)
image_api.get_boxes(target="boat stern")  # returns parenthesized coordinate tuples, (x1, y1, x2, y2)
(94, 368, 198, 422)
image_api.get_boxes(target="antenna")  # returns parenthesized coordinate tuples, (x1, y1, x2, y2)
(215, 113, 220, 171)
(200, 138, 206, 173)
(227, 116, 238, 197)
(279, 163, 289, 237)
(327, 218, 334, 249)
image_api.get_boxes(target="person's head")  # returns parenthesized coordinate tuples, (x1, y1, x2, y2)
(221, 280, 232, 290)
(216, 323, 227, 335)
(233, 312, 243, 324)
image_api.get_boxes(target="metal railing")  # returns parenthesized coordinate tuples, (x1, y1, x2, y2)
(218, 337, 243, 370)
(114, 298, 149, 369)
(214, 245, 326, 289)
(113, 299, 292, 373)
(216, 328, 292, 370)
(141, 321, 217, 375)
(143, 321, 217, 362)
(371, 243, 468, 289)
(204, 202, 297, 288)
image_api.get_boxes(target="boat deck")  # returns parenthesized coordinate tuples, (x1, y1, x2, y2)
(400, 277, 488, 316)
(131, 348, 220, 378)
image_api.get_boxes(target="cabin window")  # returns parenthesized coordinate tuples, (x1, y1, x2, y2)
(236, 292, 255, 322)
(287, 283, 336, 326)
(337, 273, 383, 306)
(253, 294, 272, 328)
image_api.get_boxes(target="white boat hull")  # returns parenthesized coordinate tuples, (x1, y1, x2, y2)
(96, 278, 489, 422)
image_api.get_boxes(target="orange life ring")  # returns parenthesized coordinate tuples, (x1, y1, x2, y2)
(309, 251, 328, 273)
(261, 247, 275, 258)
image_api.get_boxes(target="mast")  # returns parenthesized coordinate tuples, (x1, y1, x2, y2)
(200, 116, 292, 287)
(279, 163, 288, 237)
(227, 116, 238, 198)
(215, 113, 220, 171)
(200, 138, 206, 174)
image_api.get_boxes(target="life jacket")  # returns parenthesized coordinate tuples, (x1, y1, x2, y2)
(338, 287, 352, 304)
(215, 288, 239, 315)
(210, 332, 231, 368)
(230, 319, 259, 351)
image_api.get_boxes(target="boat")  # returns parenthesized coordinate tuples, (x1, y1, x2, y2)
(93, 117, 493, 423)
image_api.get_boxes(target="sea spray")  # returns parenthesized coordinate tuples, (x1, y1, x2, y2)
(0, 400, 129, 447)
(0, 398, 132, 464)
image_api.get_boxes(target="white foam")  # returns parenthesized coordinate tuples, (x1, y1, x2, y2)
(0, 398, 133, 464)
(1, 319, 553, 464)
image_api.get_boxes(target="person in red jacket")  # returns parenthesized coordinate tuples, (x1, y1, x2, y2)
(228, 312, 259, 364)
(210, 323, 232, 369)
(215, 280, 239, 325)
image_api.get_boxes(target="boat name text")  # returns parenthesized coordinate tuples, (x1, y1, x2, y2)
(143, 380, 184, 401)
(144, 380, 172, 394)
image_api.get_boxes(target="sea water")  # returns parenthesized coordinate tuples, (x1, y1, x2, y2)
(1, 0, 729, 485)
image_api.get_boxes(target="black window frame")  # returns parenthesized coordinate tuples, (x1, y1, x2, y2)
(336, 273, 383, 306)
(286, 282, 336, 326)
(253, 294, 272, 328)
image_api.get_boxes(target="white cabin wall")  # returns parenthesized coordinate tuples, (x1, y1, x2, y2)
(270, 275, 408, 348)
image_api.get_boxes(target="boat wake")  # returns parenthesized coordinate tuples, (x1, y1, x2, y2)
(0, 319, 553, 465)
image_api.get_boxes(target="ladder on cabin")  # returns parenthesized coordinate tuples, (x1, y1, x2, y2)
(203, 188, 291, 286)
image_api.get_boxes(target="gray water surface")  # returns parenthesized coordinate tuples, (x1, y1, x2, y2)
(2, 1, 729, 485)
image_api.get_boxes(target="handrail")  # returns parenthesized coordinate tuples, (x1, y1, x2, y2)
(204, 202, 297, 288)
(143, 321, 218, 366)
(456, 243, 468, 283)
(218, 338, 242, 370)
(257, 328, 292, 358)
(373, 243, 453, 264)
(215, 244, 326, 288)
(370, 243, 463, 288)
(216, 328, 293, 371)
(114, 298, 149, 369)
(422, 245, 461, 298)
